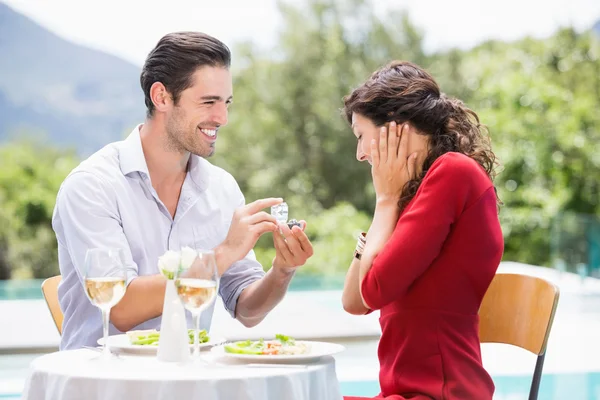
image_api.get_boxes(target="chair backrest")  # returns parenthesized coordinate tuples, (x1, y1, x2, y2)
(41, 275, 63, 335)
(479, 272, 560, 355)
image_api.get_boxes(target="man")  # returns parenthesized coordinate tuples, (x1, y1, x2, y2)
(52, 32, 313, 350)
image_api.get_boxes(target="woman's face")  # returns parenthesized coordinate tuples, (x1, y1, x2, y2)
(351, 113, 379, 165)
(351, 112, 429, 166)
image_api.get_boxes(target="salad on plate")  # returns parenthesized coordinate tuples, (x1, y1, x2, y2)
(224, 334, 310, 356)
(126, 329, 209, 346)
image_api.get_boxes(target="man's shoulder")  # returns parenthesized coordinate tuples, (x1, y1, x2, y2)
(65, 141, 125, 185)
(57, 141, 127, 199)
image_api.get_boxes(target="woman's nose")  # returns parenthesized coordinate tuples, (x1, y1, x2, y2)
(356, 146, 367, 162)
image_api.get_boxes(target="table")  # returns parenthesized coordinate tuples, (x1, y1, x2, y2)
(22, 349, 343, 400)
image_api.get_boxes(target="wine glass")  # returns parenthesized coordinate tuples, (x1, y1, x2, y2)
(174, 249, 219, 361)
(83, 248, 127, 359)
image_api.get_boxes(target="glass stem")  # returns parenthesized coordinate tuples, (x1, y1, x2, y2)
(193, 311, 201, 359)
(102, 308, 110, 358)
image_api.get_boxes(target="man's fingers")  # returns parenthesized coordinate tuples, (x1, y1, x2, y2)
(250, 221, 278, 236)
(291, 226, 314, 256)
(280, 223, 304, 258)
(246, 211, 278, 225)
(273, 228, 293, 263)
(245, 198, 284, 215)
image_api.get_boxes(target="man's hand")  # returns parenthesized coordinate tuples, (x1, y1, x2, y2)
(233, 220, 313, 328)
(216, 198, 282, 275)
(272, 221, 314, 274)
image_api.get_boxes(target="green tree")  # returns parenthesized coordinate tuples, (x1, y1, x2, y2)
(214, 0, 427, 216)
(0, 139, 79, 279)
(2, 1, 599, 280)
(452, 29, 600, 265)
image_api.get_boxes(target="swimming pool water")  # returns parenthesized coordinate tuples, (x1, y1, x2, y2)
(339, 372, 600, 399)
(0, 276, 348, 301)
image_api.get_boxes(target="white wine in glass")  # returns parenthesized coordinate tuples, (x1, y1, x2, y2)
(176, 278, 218, 311)
(84, 248, 127, 359)
(174, 250, 219, 360)
(85, 277, 126, 309)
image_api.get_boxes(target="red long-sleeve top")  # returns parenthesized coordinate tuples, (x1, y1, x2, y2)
(360, 152, 504, 400)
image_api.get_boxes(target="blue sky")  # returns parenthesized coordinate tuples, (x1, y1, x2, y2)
(3, 0, 600, 66)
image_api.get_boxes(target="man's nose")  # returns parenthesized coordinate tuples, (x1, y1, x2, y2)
(212, 103, 228, 126)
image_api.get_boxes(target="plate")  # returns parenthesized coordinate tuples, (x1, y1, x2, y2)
(210, 340, 345, 363)
(97, 334, 226, 355)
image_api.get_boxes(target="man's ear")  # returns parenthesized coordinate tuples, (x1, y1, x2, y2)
(149, 82, 171, 113)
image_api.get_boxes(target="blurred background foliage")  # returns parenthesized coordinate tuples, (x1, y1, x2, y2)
(1, 0, 600, 280)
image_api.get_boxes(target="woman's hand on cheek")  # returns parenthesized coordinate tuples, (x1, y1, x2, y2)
(370, 121, 418, 205)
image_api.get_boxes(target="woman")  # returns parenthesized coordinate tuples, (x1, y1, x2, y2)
(341, 61, 504, 400)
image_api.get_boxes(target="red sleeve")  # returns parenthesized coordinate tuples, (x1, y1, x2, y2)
(361, 153, 492, 310)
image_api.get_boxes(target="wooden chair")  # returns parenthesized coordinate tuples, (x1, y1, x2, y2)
(479, 273, 560, 400)
(41, 275, 63, 335)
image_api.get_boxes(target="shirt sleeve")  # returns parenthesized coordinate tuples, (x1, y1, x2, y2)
(361, 153, 492, 310)
(52, 171, 139, 286)
(217, 173, 266, 318)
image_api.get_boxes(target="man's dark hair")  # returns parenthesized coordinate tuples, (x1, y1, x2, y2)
(140, 32, 231, 117)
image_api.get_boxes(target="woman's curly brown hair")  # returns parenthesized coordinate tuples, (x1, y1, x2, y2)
(342, 60, 501, 212)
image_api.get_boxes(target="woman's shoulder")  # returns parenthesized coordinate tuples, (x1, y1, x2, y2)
(414, 152, 495, 210)
(426, 152, 492, 186)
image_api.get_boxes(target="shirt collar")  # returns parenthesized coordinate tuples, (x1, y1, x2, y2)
(119, 124, 150, 178)
(187, 154, 210, 192)
(119, 124, 210, 192)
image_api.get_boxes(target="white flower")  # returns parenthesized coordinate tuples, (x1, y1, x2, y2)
(158, 250, 180, 280)
(180, 247, 197, 271)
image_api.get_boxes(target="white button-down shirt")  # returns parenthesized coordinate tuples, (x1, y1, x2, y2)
(52, 125, 265, 350)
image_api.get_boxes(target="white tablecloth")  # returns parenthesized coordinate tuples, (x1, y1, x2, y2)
(22, 349, 343, 400)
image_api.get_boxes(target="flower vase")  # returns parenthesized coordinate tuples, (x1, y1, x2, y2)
(157, 280, 190, 362)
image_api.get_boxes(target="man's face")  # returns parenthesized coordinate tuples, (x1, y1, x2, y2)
(165, 66, 233, 158)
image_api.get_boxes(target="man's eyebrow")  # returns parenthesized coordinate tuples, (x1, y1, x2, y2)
(199, 95, 233, 102)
